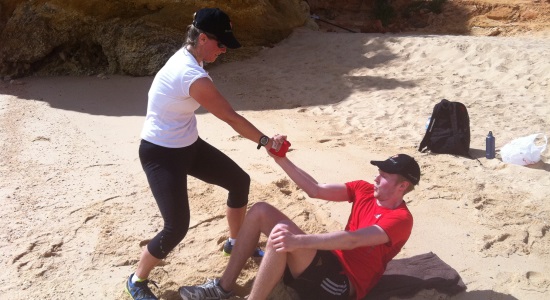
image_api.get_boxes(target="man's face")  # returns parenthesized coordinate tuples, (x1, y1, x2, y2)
(373, 170, 402, 201)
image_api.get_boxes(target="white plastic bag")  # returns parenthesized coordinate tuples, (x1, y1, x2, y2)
(500, 133, 547, 166)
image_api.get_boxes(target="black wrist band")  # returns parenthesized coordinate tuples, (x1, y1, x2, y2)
(257, 135, 269, 150)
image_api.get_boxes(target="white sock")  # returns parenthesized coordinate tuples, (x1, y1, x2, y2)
(228, 237, 236, 246)
(131, 273, 145, 284)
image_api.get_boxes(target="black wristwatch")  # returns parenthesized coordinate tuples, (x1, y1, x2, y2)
(257, 135, 269, 149)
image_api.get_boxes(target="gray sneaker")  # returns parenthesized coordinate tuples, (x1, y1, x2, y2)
(179, 278, 232, 300)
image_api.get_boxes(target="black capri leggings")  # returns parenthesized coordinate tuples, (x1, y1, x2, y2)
(139, 138, 250, 259)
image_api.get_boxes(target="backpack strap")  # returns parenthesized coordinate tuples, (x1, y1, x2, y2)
(418, 99, 447, 152)
(449, 101, 460, 149)
(418, 117, 434, 152)
(451, 102, 473, 159)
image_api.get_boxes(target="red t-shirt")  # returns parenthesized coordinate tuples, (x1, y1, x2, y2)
(332, 180, 413, 300)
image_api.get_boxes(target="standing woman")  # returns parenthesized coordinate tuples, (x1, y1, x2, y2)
(125, 8, 281, 300)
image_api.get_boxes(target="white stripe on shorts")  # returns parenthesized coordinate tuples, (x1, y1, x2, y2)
(320, 277, 348, 296)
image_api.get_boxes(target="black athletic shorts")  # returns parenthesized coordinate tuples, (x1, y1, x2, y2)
(283, 250, 351, 300)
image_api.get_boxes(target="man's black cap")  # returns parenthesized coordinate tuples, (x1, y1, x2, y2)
(371, 154, 421, 185)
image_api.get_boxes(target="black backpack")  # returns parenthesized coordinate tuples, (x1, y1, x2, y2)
(418, 99, 471, 157)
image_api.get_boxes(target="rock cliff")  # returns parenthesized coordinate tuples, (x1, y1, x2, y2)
(308, 0, 550, 36)
(0, 0, 310, 78)
(1, 0, 548, 78)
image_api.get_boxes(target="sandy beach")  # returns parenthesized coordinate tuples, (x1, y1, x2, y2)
(1, 28, 549, 300)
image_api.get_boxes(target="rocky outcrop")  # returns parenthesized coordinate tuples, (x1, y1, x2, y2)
(308, 0, 550, 36)
(0, 0, 310, 78)
(2, 0, 549, 78)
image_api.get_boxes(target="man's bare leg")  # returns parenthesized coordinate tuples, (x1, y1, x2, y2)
(248, 221, 316, 300)
(218, 203, 289, 291)
(219, 202, 317, 299)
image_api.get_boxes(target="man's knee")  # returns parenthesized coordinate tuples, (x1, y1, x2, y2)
(248, 202, 274, 218)
(247, 202, 283, 226)
(269, 222, 292, 234)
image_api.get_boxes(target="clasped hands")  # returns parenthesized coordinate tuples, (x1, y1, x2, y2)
(268, 134, 291, 158)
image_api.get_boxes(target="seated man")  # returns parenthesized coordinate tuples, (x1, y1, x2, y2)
(179, 145, 421, 300)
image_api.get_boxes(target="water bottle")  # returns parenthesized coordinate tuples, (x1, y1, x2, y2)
(486, 131, 495, 159)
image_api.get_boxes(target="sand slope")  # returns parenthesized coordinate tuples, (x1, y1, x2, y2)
(1, 28, 549, 299)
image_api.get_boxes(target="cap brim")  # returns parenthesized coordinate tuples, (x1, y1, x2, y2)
(219, 33, 241, 49)
(370, 160, 398, 173)
(371, 160, 420, 185)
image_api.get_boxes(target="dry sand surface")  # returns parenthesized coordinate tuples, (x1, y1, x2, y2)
(1, 28, 549, 300)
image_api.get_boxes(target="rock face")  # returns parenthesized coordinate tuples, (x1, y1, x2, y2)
(307, 0, 550, 36)
(2, 0, 549, 78)
(0, 0, 310, 77)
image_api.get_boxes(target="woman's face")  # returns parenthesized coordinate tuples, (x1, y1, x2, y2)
(201, 33, 227, 63)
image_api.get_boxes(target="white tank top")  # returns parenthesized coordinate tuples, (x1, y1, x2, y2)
(141, 48, 211, 148)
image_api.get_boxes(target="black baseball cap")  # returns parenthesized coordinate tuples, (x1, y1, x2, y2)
(193, 8, 241, 49)
(370, 154, 421, 185)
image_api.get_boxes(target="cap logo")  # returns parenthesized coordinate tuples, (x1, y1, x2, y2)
(407, 173, 419, 181)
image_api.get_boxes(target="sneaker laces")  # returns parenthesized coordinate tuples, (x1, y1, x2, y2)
(148, 279, 159, 289)
(200, 278, 232, 298)
(132, 279, 159, 297)
(199, 278, 217, 288)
